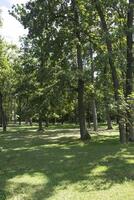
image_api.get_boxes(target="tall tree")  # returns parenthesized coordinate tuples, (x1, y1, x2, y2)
(92, 0, 127, 143)
(71, 0, 90, 139)
(126, 0, 134, 141)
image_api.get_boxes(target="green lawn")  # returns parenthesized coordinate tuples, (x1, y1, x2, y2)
(0, 125, 134, 200)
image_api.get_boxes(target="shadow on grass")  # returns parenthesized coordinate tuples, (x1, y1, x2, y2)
(0, 126, 133, 199)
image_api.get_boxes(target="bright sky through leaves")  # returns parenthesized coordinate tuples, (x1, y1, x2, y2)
(0, 0, 28, 45)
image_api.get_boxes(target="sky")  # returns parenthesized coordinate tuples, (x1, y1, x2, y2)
(0, 0, 28, 45)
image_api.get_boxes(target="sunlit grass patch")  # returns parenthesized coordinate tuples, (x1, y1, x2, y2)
(7, 172, 47, 185)
(5, 173, 48, 200)
(0, 125, 134, 200)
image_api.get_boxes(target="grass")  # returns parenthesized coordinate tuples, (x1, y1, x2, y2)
(0, 125, 134, 200)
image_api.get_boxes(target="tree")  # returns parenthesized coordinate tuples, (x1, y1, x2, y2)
(126, 0, 134, 141)
(11, 0, 91, 139)
(92, 0, 128, 143)
(0, 39, 14, 131)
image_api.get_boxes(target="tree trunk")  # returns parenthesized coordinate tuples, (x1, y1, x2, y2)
(29, 118, 32, 126)
(94, 0, 126, 143)
(92, 99, 98, 131)
(18, 97, 22, 125)
(45, 117, 49, 127)
(78, 78, 89, 139)
(0, 92, 7, 132)
(2, 111, 7, 132)
(61, 116, 64, 125)
(126, 0, 134, 141)
(38, 113, 43, 131)
(106, 114, 112, 130)
(19, 118, 21, 125)
(72, 0, 90, 140)
(0, 112, 2, 127)
(13, 99, 16, 124)
(90, 46, 98, 132)
(53, 117, 56, 125)
(119, 120, 127, 143)
(13, 97, 17, 124)
(105, 105, 113, 130)
(103, 60, 113, 130)
(87, 106, 91, 128)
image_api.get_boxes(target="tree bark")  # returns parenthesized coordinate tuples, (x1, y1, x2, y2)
(105, 103, 113, 130)
(126, 0, 134, 141)
(87, 105, 91, 128)
(29, 118, 33, 126)
(0, 112, 2, 127)
(90, 46, 98, 132)
(103, 65, 113, 130)
(92, 99, 98, 131)
(2, 111, 7, 132)
(13, 97, 17, 124)
(0, 92, 7, 132)
(18, 97, 22, 125)
(38, 113, 43, 131)
(45, 117, 49, 127)
(61, 116, 64, 125)
(72, 0, 90, 140)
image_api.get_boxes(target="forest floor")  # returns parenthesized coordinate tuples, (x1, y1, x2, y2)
(0, 124, 134, 200)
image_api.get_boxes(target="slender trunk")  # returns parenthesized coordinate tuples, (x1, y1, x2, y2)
(90, 46, 98, 131)
(105, 104, 113, 130)
(106, 113, 112, 130)
(119, 120, 127, 143)
(0, 92, 7, 132)
(45, 117, 49, 127)
(19, 118, 21, 125)
(72, 0, 90, 140)
(2, 111, 7, 132)
(55, 117, 57, 125)
(0, 111, 2, 127)
(29, 118, 32, 126)
(14, 97, 17, 124)
(38, 113, 43, 131)
(92, 99, 98, 131)
(126, 0, 134, 141)
(78, 78, 89, 139)
(94, 0, 126, 143)
(87, 106, 91, 128)
(61, 116, 64, 125)
(18, 97, 22, 125)
(103, 66, 113, 130)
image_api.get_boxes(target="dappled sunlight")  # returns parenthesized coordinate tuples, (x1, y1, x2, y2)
(91, 165, 108, 175)
(5, 173, 49, 200)
(0, 126, 134, 200)
(7, 172, 48, 185)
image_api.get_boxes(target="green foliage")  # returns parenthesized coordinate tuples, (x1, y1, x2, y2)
(5, 0, 133, 136)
